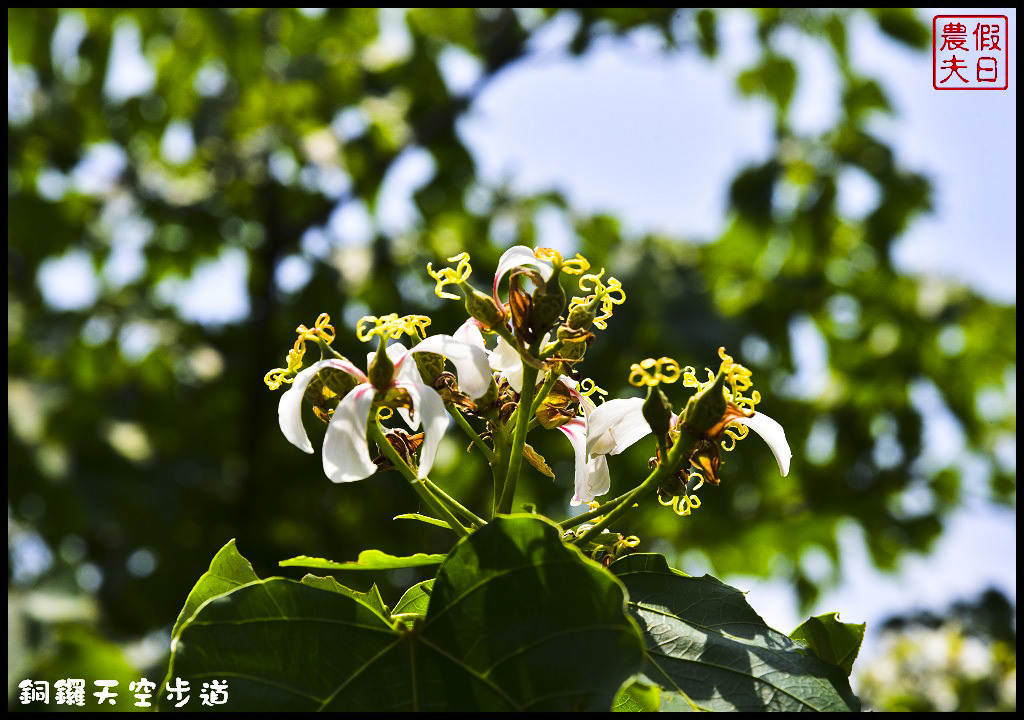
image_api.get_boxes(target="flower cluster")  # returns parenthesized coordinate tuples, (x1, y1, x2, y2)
(264, 245, 792, 547)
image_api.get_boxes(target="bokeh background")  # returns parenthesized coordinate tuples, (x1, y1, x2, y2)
(8, 8, 1015, 710)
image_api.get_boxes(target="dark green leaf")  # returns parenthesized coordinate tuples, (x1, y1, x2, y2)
(163, 517, 644, 711)
(790, 612, 866, 677)
(279, 550, 446, 570)
(609, 554, 860, 712)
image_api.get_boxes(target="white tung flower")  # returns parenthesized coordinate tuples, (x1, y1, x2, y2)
(559, 396, 653, 506)
(278, 335, 491, 483)
(560, 394, 792, 506)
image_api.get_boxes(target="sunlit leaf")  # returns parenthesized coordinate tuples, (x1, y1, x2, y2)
(609, 554, 860, 712)
(790, 612, 866, 677)
(278, 550, 446, 570)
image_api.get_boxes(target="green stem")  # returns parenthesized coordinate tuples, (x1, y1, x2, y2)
(497, 347, 541, 514)
(423, 478, 485, 527)
(447, 404, 496, 465)
(570, 468, 665, 546)
(529, 370, 560, 418)
(486, 413, 509, 516)
(571, 427, 702, 546)
(367, 422, 469, 537)
(560, 489, 642, 531)
(315, 337, 346, 360)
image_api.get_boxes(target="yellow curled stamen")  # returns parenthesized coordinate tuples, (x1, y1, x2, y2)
(534, 247, 563, 265)
(359, 313, 433, 344)
(579, 378, 608, 400)
(668, 494, 701, 517)
(427, 252, 472, 301)
(561, 253, 591, 275)
(574, 270, 626, 329)
(619, 535, 641, 548)
(628, 357, 681, 387)
(264, 368, 291, 390)
(658, 494, 676, 507)
(397, 314, 432, 340)
(577, 270, 605, 295)
(377, 407, 394, 421)
(313, 313, 335, 343)
(356, 315, 384, 342)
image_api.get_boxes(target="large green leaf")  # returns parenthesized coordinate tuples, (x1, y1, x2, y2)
(609, 554, 860, 712)
(161, 517, 644, 711)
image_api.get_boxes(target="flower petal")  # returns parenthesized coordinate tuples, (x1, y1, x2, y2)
(586, 397, 651, 456)
(493, 245, 553, 304)
(490, 335, 524, 393)
(278, 359, 367, 453)
(408, 334, 492, 399)
(322, 384, 378, 483)
(398, 381, 449, 478)
(557, 417, 593, 506)
(731, 412, 792, 477)
(453, 318, 487, 350)
(585, 455, 611, 502)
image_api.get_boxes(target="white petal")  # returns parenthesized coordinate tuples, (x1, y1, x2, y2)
(278, 359, 367, 454)
(492, 245, 553, 303)
(278, 364, 321, 454)
(323, 384, 378, 483)
(408, 334, 492, 399)
(398, 381, 449, 479)
(490, 335, 524, 393)
(586, 397, 651, 456)
(557, 418, 592, 506)
(453, 318, 487, 350)
(731, 412, 792, 477)
(585, 455, 611, 501)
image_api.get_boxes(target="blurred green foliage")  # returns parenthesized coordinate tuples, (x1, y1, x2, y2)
(7, 7, 1015, 702)
(857, 588, 1016, 711)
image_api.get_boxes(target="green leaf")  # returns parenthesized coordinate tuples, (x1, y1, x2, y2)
(612, 675, 661, 712)
(279, 550, 446, 570)
(300, 575, 391, 621)
(609, 554, 860, 712)
(392, 578, 434, 616)
(393, 512, 451, 529)
(163, 517, 645, 711)
(790, 612, 866, 677)
(170, 539, 258, 642)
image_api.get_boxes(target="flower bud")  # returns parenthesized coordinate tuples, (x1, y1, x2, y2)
(367, 341, 395, 391)
(567, 296, 598, 331)
(681, 368, 727, 436)
(413, 351, 445, 386)
(529, 272, 566, 335)
(462, 283, 506, 330)
(642, 386, 674, 438)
